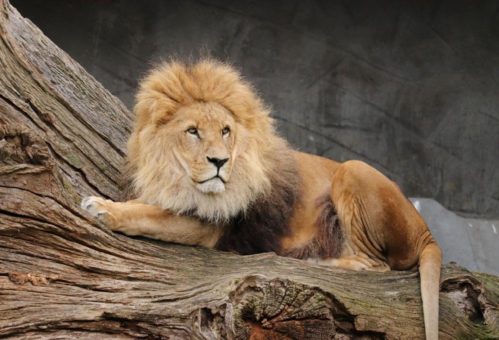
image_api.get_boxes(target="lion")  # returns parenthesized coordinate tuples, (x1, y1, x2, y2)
(81, 59, 442, 339)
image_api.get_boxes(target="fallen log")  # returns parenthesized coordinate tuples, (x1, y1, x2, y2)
(0, 0, 497, 338)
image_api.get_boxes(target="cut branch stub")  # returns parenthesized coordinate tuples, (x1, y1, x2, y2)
(230, 277, 336, 339)
(193, 276, 389, 340)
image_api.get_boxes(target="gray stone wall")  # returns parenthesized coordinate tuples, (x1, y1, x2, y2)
(13, 0, 499, 218)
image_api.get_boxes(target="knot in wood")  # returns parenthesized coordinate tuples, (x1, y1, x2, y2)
(0, 124, 50, 166)
(441, 275, 486, 324)
(230, 277, 335, 339)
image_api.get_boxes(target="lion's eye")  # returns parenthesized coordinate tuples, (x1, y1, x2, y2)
(186, 127, 199, 136)
(222, 126, 230, 136)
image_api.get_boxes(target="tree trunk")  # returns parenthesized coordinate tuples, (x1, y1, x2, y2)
(0, 1, 497, 339)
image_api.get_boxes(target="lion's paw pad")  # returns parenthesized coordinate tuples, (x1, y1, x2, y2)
(81, 196, 109, 218)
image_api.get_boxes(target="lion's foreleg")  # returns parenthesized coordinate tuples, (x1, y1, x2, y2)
(81, 196, 222, 248)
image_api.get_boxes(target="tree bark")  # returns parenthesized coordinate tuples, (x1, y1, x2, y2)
(0, 1, 497, 339)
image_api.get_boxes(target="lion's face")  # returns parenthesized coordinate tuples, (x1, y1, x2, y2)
(128, 60, 278, 221)
(164, 102, 237, 194)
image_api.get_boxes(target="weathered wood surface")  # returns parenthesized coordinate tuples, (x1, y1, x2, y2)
(0, 0, 498, 338)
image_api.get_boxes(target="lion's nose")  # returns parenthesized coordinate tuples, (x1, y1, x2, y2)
(207, 156, 229, 169)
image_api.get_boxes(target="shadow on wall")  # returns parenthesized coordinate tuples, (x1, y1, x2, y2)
(11, 0, 499, 220)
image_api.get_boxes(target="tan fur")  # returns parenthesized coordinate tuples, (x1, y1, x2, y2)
(81, 60, 442, 339)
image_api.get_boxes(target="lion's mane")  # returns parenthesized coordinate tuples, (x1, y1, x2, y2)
(127, 60, 296, 222)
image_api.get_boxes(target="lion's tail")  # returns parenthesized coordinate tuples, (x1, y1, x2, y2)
(419, 241, 442, 340)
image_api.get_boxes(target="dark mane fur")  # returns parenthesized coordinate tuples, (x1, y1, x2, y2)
(215, 148, 299, 254)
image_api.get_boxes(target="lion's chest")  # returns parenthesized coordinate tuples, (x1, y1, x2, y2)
(215, 179, 297, 254)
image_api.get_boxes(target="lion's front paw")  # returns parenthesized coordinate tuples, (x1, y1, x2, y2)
(81, 196, 118, 228)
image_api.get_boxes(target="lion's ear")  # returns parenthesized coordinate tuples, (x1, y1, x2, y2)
(134, 89, 177, 130)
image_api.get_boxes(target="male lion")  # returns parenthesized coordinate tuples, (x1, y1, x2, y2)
(82, 60, 442, 339)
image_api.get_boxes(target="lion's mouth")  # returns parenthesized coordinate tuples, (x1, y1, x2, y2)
(195, 175, 227, 194)
(197, 175, 226, 184)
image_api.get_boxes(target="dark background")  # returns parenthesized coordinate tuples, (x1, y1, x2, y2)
(13, 0, 499, 218)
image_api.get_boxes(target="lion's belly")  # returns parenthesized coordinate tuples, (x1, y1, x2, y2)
(280, 151, 344, 259)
